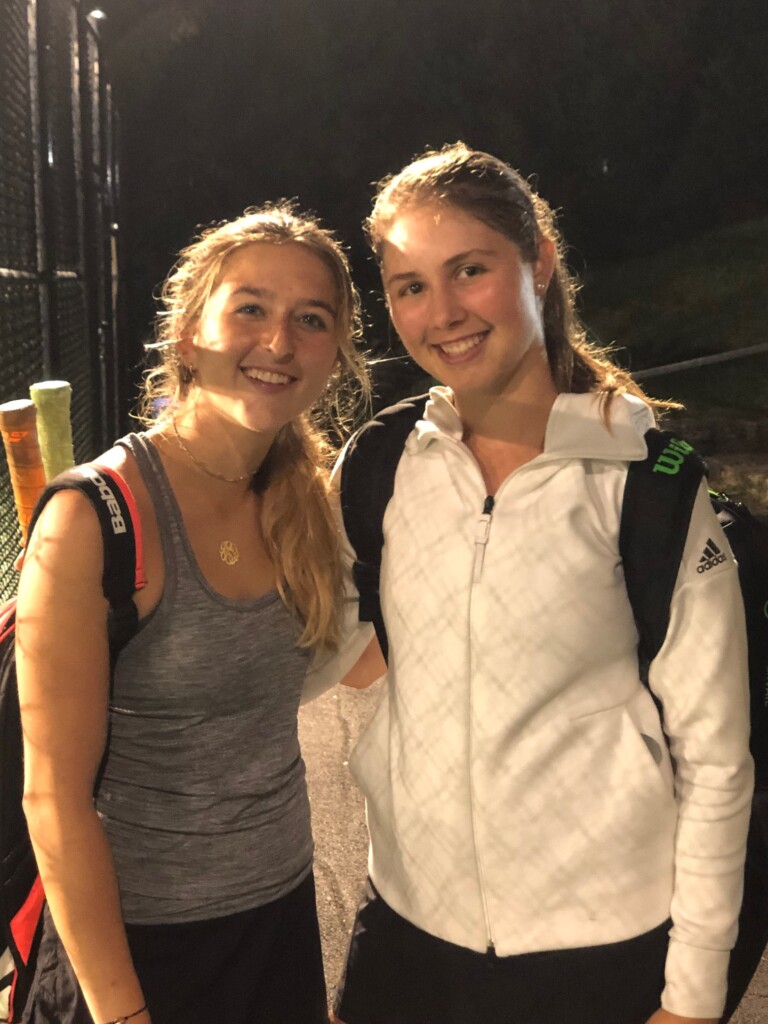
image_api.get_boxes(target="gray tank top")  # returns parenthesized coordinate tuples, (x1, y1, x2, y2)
(95, 434, 313, 925)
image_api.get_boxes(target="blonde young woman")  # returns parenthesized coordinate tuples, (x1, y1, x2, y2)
(333, 145, 753, 1024)
(16, 204, 368, 1024)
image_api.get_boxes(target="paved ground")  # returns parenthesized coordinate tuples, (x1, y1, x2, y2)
(300, 683, 378, 1003)
(300, 683, 768, 1022)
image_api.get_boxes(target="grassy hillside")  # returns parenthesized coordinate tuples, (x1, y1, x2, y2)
(579, 217, 768, 415)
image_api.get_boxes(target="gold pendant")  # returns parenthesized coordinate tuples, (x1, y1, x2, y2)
(219, 540, 240, 566)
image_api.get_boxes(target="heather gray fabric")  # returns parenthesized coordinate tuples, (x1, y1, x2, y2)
(95, 433, 313, 924)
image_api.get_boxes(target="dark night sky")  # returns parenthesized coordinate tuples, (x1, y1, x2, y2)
(96, 0, 767, 385)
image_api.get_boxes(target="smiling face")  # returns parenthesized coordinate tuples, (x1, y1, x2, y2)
(381, 203, 556, 407)
(180, 241, 340, 437)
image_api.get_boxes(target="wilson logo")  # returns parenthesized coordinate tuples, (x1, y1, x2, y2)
(697, 538, 726, 573)
(652, 437, 694, 475)
(89, 470, 127, 534)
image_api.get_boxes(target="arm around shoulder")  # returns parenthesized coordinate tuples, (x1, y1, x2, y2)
(302, 612, 380, 703)
(340, 634, 386, 689)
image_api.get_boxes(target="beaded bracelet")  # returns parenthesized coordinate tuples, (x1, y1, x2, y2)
(103, 1005, 147, 1024)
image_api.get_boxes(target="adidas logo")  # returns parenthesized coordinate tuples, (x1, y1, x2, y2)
(697, 538, 727, 573)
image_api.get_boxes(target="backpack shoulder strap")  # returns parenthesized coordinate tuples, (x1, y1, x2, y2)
(619, 427, 707, 682)
(340, 394, 429, 661)
(26, 464, 145, 653)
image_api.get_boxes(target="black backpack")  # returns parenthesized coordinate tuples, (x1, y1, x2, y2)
(340, 394, 768, 1023)
(0, 465, 143, 1022)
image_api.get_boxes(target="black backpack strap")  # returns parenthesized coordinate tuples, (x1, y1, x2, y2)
(26, 464, 145, 656)
(621, 433, 768, 1019)
(340, 394, 429, 662)
(619, 428, 707, 683)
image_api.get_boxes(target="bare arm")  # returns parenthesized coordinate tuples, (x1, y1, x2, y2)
(16, 491, 150, 1024)
(339, 635, 386, 690)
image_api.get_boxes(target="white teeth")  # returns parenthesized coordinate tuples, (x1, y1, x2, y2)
(439, 333, 485, 356)
(242, 367, 293, 385)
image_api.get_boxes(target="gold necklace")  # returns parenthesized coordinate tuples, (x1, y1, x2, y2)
(169, 420, 244, 566)
(171, 417, 251, 484)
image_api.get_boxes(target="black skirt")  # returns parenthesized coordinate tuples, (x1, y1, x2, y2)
(334, 878, 670, 1024)
(23, 872, 329, 1024)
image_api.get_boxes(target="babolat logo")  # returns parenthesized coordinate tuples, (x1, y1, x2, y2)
(89, 470, 127, 534)
(697, 538, 726, 573)
(652, 437, 694, 475)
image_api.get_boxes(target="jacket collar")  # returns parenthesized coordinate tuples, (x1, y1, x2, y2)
(409, 386, 654, 462)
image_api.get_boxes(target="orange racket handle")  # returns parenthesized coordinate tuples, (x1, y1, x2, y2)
(0, 400, 48, 547)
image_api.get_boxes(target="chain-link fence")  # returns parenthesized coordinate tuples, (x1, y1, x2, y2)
(0, 0, 123, 600)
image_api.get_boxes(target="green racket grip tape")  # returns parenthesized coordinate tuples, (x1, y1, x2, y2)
(29, 380, 76, 480)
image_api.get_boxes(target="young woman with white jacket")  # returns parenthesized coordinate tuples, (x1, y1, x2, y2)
(332, 143, 753, 1024)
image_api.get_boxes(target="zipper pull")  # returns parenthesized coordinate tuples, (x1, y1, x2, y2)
(473, 495, 495, 583)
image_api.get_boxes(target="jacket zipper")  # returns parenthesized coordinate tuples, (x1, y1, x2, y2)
(473, 494, 495, 583)
(437, 435, 556, 953)
(469, 492, 496, 952)
(441, 435, 534, 951)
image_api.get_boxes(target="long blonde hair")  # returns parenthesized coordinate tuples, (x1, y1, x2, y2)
(366, 142, 679, 417)
(141, 202, 370, 650)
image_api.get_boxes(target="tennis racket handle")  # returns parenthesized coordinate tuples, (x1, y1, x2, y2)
(0, 400, 48, 546)
(30, 380, 75, 479)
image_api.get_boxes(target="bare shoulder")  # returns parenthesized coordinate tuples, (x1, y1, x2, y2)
(19, 444, 142, 609)
(18, 439, 159, 605)
(95, 438, 157, 523)
(94, 441, 138, 482)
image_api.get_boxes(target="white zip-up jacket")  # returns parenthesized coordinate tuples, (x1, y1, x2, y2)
(345, 388, 753, 1019)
